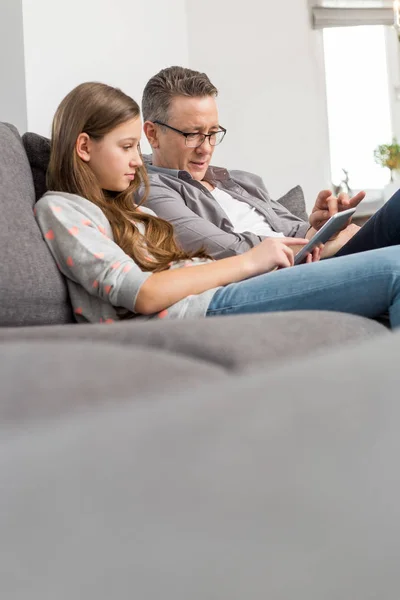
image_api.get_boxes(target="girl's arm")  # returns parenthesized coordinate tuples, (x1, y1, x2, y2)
(35, 195, 153, 312)
(136, 237, 308, 314)
(36, 193, 309, 316)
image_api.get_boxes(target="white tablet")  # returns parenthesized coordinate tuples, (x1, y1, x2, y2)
(294, 207, 356, 266)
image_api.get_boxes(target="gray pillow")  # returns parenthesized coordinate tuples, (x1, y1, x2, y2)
(22, 131, 51, 201)
(0, 123, 73, 326)
(277, 185, 308, 221)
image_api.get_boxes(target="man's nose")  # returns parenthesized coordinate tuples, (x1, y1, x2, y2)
(195, 137, 213, 153)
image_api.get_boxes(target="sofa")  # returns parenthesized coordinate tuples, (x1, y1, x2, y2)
(1, 121, 400, 599)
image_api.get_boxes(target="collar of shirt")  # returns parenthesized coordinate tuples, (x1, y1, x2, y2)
(143, 154, 230, 185)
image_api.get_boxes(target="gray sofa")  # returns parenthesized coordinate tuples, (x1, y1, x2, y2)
(1, 121, 399, 599)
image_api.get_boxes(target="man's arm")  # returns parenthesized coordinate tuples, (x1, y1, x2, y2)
(141, 184, 265, 259)
(229, 171, 310, 239)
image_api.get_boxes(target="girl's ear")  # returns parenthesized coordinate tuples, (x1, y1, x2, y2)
(76, 133, 91, 162)
(143, 121, 159, 149)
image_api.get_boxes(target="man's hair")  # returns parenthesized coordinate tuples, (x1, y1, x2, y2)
(142, 66, 218, 123)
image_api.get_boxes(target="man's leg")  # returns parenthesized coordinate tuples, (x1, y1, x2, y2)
(336, 189, 400, 257)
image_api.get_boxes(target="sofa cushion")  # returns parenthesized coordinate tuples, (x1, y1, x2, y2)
(0, 340, 225, 424)
(2, 330, 400, 599)
(22, 131, 51, 201)
(0, 123, 73, 325)
(0, 311, 387, 373)
(277, 184, 308, 221)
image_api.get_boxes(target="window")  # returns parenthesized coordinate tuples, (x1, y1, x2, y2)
(323, 25, 392, 190)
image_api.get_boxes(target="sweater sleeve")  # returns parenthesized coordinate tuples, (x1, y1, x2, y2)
(35, 194, 152, 313)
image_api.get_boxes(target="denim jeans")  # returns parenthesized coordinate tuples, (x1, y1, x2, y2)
(337, 188, 400, 256)
(206, 245, 400, 329)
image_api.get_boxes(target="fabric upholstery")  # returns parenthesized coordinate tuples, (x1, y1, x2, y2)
(0, 340, 224, 424)
(0, 123, 73, 326)
(22, 131, 51, 201)
(0, 311, 387, 373)
(2, 330, 400, 598)
(277, 184, 309, 221)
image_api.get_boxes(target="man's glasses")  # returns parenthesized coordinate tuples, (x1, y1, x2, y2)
(154, 121, 227, 148)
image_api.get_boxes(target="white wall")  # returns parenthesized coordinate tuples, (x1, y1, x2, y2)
(0, 0, 27, 132)
(21, 0, 189, 142)
(186, 0, 331, 210)
(2, 0, 331, 208)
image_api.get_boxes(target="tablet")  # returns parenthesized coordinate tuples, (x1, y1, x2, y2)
(294, 207, 356, 266)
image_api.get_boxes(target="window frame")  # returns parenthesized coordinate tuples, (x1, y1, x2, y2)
(322, 23, 398, 204)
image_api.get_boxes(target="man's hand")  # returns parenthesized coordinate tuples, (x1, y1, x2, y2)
(308, 189, 366, 235)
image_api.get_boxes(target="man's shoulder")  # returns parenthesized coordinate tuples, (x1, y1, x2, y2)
(226, 168, 265, 188)
(145, 170, 187, 194)
(146, 170, 177, 184)
(206, 164, 265, 189)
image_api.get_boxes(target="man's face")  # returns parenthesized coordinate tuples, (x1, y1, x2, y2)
(149, 95, 220, 181)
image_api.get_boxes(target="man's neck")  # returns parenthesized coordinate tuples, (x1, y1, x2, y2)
(200, 180, 215, 192)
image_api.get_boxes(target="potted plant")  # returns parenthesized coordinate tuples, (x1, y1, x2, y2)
(374, 138, 400, 183)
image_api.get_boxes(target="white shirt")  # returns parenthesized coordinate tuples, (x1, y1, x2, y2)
(211, 186, 284, 237)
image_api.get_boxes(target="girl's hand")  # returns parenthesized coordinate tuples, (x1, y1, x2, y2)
(305, 244, 323, 264)
(241, 237, 309, 277)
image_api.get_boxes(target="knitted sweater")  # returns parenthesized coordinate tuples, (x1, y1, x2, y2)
(35, 191, 219, 324)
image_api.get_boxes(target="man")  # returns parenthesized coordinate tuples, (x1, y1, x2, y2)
(140, 66, 399, 260)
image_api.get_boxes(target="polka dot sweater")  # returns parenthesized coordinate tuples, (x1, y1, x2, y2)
(35, 191, 219, 324)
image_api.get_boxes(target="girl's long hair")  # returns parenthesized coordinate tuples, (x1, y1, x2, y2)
(47, 82, 209, 272)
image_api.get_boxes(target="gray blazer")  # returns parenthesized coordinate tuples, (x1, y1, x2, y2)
(138, 159, 310, 260)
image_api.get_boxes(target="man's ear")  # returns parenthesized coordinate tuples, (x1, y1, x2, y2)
(75, 133, 92, 162)
(143, 121, 159, 149)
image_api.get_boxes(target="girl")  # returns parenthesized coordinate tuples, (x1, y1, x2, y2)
(36, 82, 400, 327)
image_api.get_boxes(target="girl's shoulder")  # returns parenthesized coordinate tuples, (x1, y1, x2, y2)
(36, 191, 108, 223)
(135, 204, 157, 218)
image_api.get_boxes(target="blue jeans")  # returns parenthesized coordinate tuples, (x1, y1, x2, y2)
(206, 246, 400, 329)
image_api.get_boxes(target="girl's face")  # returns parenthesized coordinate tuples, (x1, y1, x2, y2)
(81, 117, 143, 192)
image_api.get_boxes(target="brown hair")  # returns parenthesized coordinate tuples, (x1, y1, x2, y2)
(142, 66, 218, 123)
(47, 82, 208, 272)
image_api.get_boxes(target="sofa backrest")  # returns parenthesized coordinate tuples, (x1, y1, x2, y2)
(0, 123, 73, 326)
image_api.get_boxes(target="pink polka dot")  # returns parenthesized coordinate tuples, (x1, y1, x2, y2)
(82, 219, 92, 226)
(74, 307, 83, 315)
(158, 309, 168, 319)
(98, 225, 107, 235)
(112, 261, 121, 269)
(45, 229, 54, 240)
(94, 252, 104, 259)
(105, 318, 114, 324)
(184, 261, 193, 267)
(104, 284, 112, 294)
(123, 264, 132, 273)
(66, 256, 74, 267)
(68, 226, 79, 236)
(33, 206, 37, 216)
(51, 206, 62, 213)
(92, 280, 99, 288)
